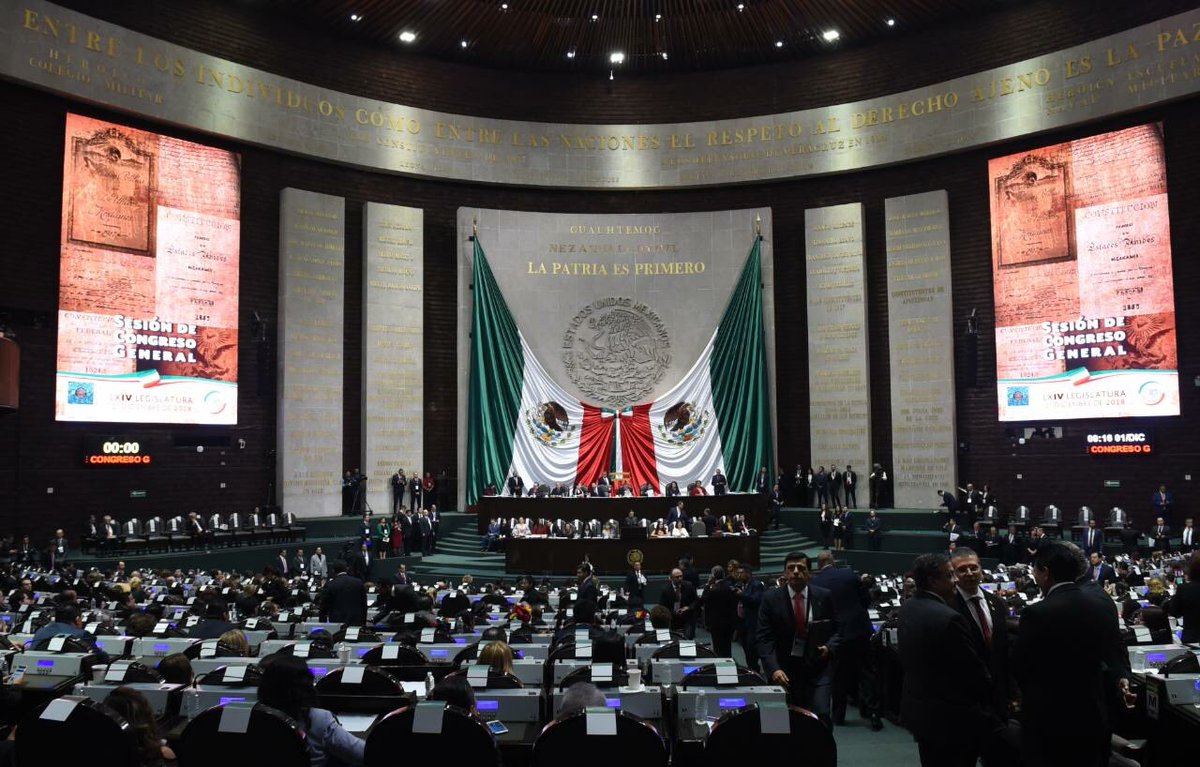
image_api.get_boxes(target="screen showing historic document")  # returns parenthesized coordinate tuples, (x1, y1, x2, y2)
(55, 114, 241, 424)
(990, 124, 1178, 421)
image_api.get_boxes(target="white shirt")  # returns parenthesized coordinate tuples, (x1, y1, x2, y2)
(957, 586, 993, 638)
(1184, 526, 1194, 546)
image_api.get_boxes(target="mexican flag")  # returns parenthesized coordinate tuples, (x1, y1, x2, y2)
(466, 237, 772, 505)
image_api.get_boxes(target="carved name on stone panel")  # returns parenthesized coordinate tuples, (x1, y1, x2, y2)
(363, 202, 424, 514)
(806, 203, 871, 479)
(885, 191, 957, 510)
(278, 188, 345, 518)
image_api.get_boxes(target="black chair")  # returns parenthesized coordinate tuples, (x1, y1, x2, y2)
(333, 626, 381, 643)
(1106, 506, 1131, 544)
(144, 516, 170, 553)
(702, 703, 836, 767)
(559, 664, 628, 689)
(635, 629, 684, 645)
(361, 643, 430, 668)
(177, 703, 308, 766)
(315, 665, 406, 697)
(121, 519, 147, 555)
(164, 516, 188, 551)
(1040, 505, 1062, 537)
(364, 704, 501, 767)
(439, 592, 472, 618)
(185, 639, 245, 661)
(1010, 505, 1031, 532)
(102, 661, 163, 684)
(680, 662, 765, 687)
(271, 640, 336, 659)
(282, 512, 307, 542)
(16, 696, 139, 767)
(197, 664, 264, 687)
(208, 513, 233, 547)
(650, 640, 717, 661)
(445, 666, 524, 689)
(532, 708, 667, 767)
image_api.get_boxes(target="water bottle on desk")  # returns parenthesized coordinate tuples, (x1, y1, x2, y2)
(72, 680, 85, 697)
(185, 682, 200, 719)
(694, 689, 708, 726)
(424, 671, 435, 696)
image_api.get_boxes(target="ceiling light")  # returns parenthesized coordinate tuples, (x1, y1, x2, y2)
(886, 18, 895, 27)
(609, 51, 625, 64)
(774, 40, 784, 48)
(822, 29, 840, 42)
(737, 3, 745, 10)
(661, 52, 668, 60)
(500, 3, 508, 9)
(566, 49, 576, 59)
(460, 39, 469, 48)
(592, 14, 599, 21)
(349, 13, 361, 22)
(399, 30, 417, 43)
(655, 14, 662, 22)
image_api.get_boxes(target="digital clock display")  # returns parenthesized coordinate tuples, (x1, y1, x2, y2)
(83, 436, 152, 465)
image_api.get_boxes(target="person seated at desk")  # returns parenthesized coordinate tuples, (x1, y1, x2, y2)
(689, 480, 708, 496)
(1169, 551, 1200, 643)
(259, 655, 365, 767)
(428, 676, 482, 719)
(28, 604, 110, 663)
(650, 521, 669, 538)
(665, 481, 681, 497)
(478, 640, 522, 685)
(157, 653, 194, 686)
(670, 521, 689, 538)
(188, 599, 238, 639)
(105, 686, 176, 766)
(511, 518, 531, 538)
(531, 518, 550, 536)
(219, 629, 251, 656)
(558, 682, 607, 718)
(572, 483, 588, 497)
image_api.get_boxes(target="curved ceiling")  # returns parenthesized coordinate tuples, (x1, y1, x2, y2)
(258, 0, 1032, 74)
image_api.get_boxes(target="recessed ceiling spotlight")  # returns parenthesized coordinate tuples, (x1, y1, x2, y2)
(566, 49, 576, 59)
(655, 13, 662, 22)
(349, 13, 361, 22)
(737, 3, 745, 11)
(460, 39, 469, 48)
(609, 51, 625, 64)
(822, 29, 840, 42)
(661, 51, 668, 60)
(500, 3, 508, 9)
(774, 40, 784, 48)
(886, 18, 895, 27)
(592, 13, 599, 21)
(399, 30, 417, 43)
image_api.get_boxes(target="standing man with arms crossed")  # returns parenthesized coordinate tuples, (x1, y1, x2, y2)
(755, 551, 840, 726)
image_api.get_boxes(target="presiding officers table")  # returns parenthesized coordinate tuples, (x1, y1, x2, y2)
(475, 493, 769, 533)
(504, 534, 760, 575)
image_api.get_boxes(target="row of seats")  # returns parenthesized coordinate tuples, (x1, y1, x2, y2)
(84, 513, 306, 554)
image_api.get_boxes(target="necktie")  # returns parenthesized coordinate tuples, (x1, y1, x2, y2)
(971, 596, 992, 645)
(792, 590, 808, 638)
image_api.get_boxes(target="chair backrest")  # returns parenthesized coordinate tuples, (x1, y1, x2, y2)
(532, 708, 667, 767)
(334, 626, 381, 643)
(439, 592, 472, 617)
(208, 513, 223, 528)
(651, 640, 717, 661)
(33, 634, 96, 655)
(702, 703, 836, 767)
(177, 703, 308, 766)
(16, 696, 140, 767)
(315, 665, 405, 696)
(198, 664, 265, 687)
(982, 505, 999, 521)
(559, 664, 628, 689)
(122, 519, 141, 536)
(445, 666, 524, 689)
(364, 704, 502, 767)
(1109, 507, 1126, 526)
(146, 517, 163, 533)
(1077, 506, 1093, 525)
(361, 643, 429, 667)
(680, 663, 766, 688)
(167, 516, 184, 532)
(274, 640, 336, 659)
(104, 661, 163, 684)
(1043, 505, 1060, 522)
(1013, 505, 1030, 521)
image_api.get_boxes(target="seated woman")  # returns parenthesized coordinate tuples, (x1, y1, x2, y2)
(218, 629, 251, 656)
(477, 640, 522, 685)
(105, 686, 176, 766)
(531, 518, 550, 536)
(670, 521, 689, 538)
(156, 653, 194, 686)
(651, 520, 669, 538)
(689, 481, 708, 496)
(511, 518, 530, 538)
(665, 481, 681, 497)
(258, 655, 365, 767)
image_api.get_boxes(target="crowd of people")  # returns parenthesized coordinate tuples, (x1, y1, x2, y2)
(480, 503, 753, 551)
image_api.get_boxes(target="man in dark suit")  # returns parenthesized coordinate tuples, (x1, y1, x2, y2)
(827, 465, 842, 508)
(1150, 517, 1171, 553)
(1181, 517, 1196, 552)
(658, 567, 699, 639)
(755, 551, 841, 724)
(291, 548, 308, 578)
(1151, 484, 1173, 522)
(1084, 552, 1116, 587)
(899, 553, 1003, 767)
(711, 468, 727, 496)
(189, 600, 238, 639)
(1081, 519, 1104, 556)
(319, 560, 367, 625)
(624, 560, 647, 605)
(1016, 542, 1135, 767)
(417, 510, 434, 556)
(1169, 551, 1200, 643)
(736, 564, 766, 672)
(274, 548, 290, 576)
(844, 465, 858, 508)
(756, 466, 770, 496)
(507, 472, 524, 497)
(48, 529, 69, 570)
(702, 566, 739, 657)
(950, 548, 1017, 744)
(812, 551, 872, 727)
(576, 562, 599, 605)
(938, 489, 960, 523)
(814, 466, 829, 506)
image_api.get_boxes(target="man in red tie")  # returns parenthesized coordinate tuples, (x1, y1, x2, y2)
(754, 552, 840, 725)
(951, 547, 1017, 747)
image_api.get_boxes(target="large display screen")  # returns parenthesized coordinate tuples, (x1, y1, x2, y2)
(55, 114, 241, 424)
(990, 123, 1178, 421)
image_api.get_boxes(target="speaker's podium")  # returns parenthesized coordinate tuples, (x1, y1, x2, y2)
(620, 526, 647, 541)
